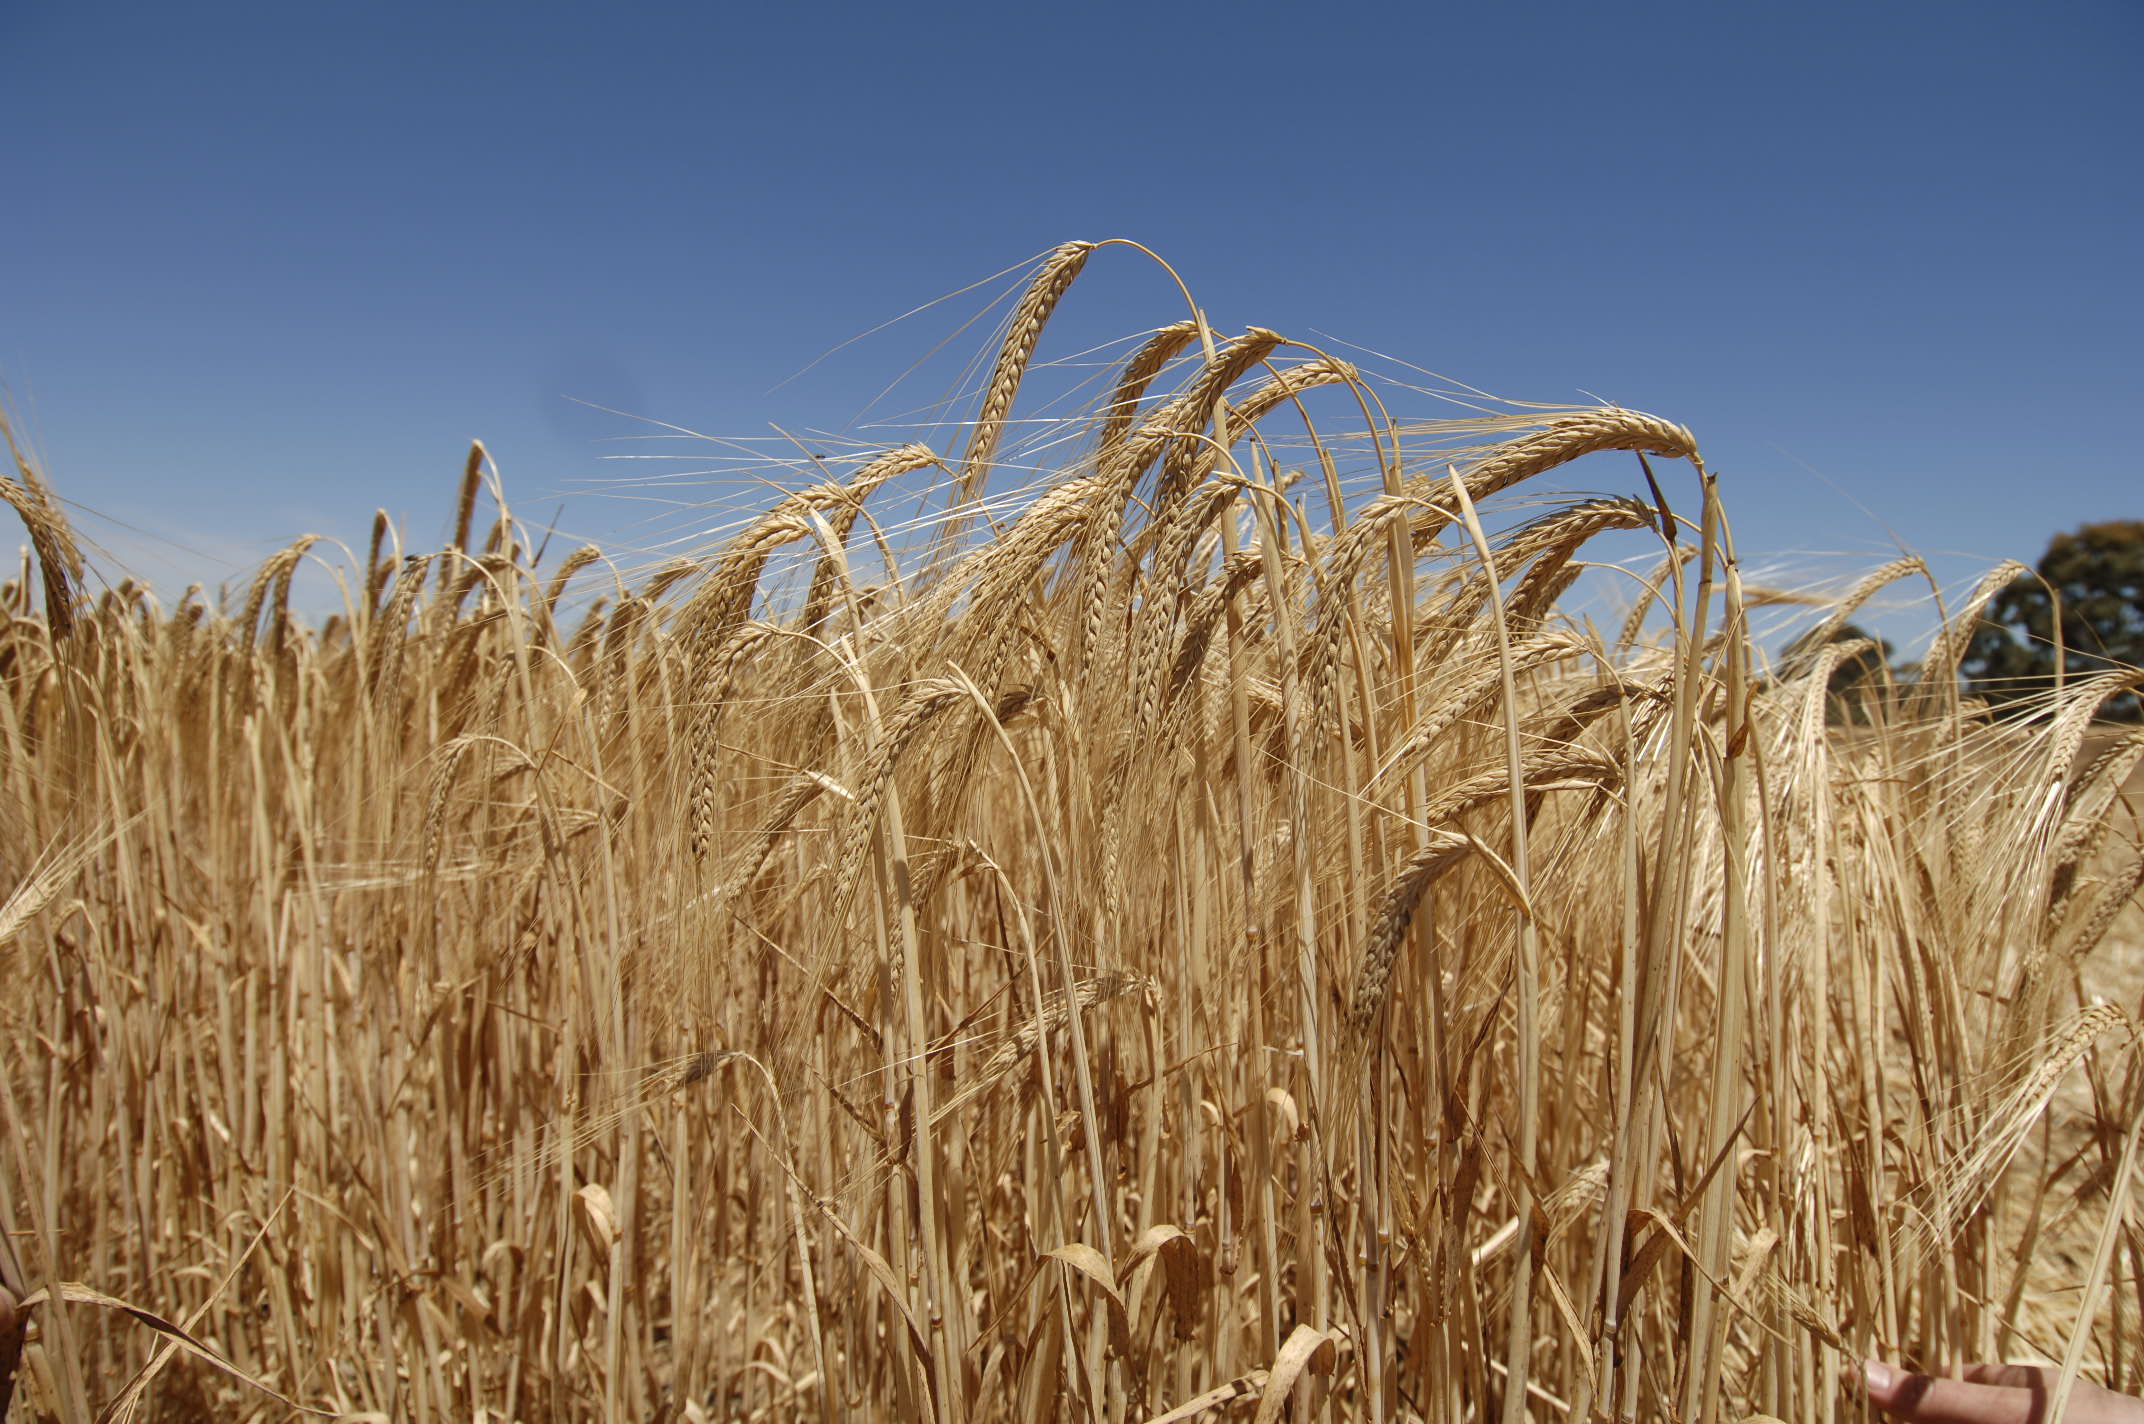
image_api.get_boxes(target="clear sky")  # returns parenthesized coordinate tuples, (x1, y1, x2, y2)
(3, 1, 2137, 634)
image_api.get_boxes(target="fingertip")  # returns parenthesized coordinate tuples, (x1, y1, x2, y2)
(1865, 1359, 1898, 1399)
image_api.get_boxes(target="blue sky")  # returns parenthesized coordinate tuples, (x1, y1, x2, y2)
(3, 1, 2137, 637)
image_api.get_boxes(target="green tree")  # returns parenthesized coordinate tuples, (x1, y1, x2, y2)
(1961, 519, 2144, 720)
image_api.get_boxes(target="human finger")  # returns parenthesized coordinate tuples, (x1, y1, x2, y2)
(1863, 1360, 2041, 1424)
(1957, 1364, 2054, 1393)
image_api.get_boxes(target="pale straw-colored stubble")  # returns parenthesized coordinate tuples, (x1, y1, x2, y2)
(2, 242, 2140, 1422)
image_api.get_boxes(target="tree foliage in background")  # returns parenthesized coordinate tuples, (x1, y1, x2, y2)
(1963, 519, 2144, 721)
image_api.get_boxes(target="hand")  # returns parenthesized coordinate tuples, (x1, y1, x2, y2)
(1863, 1360, 2144, 1424)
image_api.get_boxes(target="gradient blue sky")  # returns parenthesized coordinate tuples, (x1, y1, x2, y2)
(4, 1, 2137, 630)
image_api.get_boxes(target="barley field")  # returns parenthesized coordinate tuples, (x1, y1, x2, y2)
(1, 242, 2138, 1422)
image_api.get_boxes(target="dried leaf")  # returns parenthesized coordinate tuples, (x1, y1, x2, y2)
(1252, 1324, 1335, 1424)
(574, 1183, 621, 1259)
(1046, 1242, 1130, 1357)
(17, 1282, 335, 1417)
